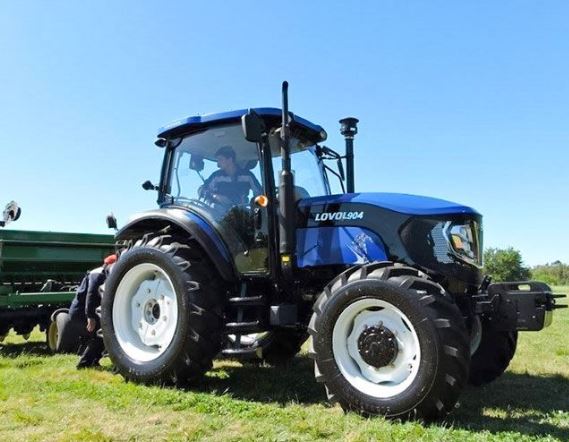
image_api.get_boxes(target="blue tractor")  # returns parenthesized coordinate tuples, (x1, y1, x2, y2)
(101, 83, 565, 420)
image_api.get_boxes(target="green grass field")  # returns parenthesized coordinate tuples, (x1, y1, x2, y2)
(1, 287, 567, 441)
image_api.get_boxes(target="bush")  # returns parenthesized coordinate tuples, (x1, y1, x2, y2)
(531, 261, 569, 285)
(483, 247, 530, 282)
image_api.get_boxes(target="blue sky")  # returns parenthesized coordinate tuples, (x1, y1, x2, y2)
(1, 1, 567, 266)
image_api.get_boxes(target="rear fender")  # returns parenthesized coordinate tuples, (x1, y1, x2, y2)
(116, 208, 237, 281)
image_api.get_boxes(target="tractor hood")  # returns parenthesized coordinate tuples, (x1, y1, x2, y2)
(297, 192, 479, 216)
(296, 192, 483, 286)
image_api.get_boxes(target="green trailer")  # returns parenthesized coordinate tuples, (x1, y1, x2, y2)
(0, 229, 115, 351)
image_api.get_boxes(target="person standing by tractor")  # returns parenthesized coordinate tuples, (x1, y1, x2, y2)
(69, 253, 117, 369)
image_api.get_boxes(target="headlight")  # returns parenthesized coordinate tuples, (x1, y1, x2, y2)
(444, 220, 483, 267)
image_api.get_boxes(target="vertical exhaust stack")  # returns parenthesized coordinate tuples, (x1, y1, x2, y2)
(339, 117, 359, 193)
(279, 81, 295, 267)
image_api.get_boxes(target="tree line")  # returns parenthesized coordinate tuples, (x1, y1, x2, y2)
(483, 247, 569, 285)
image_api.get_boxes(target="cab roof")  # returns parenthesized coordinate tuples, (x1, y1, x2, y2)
(157, 107, 327, 142)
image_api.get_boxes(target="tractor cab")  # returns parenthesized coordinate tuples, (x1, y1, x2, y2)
(152, 108, 331, 274)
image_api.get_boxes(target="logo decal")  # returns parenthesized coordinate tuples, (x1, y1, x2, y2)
(314, 211, 364, 222)
(348, 232, 373, 264)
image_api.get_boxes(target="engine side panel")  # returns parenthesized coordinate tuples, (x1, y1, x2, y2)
(297, 200, 483, 287)
(296, 226, 387, 268)
(297, 202, 411, 264)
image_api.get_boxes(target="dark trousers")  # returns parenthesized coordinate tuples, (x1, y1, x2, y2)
(78, 331, 105, 365)
(69, 312, 105, 366)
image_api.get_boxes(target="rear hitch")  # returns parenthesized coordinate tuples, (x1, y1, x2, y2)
(474, 281, 567, 331)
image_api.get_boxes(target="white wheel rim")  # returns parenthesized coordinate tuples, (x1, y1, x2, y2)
(47, 321, 58, 350)
(113, 263, 179, 362)
(332, 298, 421, 398)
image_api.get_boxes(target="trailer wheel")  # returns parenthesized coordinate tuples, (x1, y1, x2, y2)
(101, 233, 226, 385)
(468, 324, 517, 386)
(309, 262, 470, 420)
(46, 319, 59, 352)
(54, 312, 83, 353)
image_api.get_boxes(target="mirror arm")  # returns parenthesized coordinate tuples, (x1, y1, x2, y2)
(324, 164, 346, 193)
(320, 145, 341, 159)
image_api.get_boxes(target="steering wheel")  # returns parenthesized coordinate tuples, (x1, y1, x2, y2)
(173, 196, 212, 210)
(200, 187, 239, 210)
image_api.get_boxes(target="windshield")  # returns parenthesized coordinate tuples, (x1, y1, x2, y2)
(272, 149, 329, 198)
(266, 128, 329, 199)
(168, 124, 263, 207)
(168, 123, 329, 208)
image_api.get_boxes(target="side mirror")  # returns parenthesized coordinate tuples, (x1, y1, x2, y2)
(154, 138, 168, 148)
(241, 110, 266, 142)
(189, 155, 204, 172)
(106, 213, 118, 230)
(142, 180, 158, 191)
(0, 201, 21, 227)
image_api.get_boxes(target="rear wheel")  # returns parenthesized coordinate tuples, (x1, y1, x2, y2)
(468, 323, 517, 386)
(101, 233, 226, 385)
(309, 262, 470, 420)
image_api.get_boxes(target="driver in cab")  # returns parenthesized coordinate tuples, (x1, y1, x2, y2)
(200, 146, 262, 206)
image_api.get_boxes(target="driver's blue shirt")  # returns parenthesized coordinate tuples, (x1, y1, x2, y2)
(203, 168, 261, 205)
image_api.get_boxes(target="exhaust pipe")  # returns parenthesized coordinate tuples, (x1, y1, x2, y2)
(279, 81, 295, 268)
(339, 117, 359, 193)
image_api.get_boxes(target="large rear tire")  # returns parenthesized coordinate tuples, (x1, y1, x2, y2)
(101, 233, 226, 385)
(468, 324, 517, 386)
(309, 262, 470, 420)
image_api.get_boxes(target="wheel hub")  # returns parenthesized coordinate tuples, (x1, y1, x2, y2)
(357, 325, 398, 368)
(143, 299, 161, 325)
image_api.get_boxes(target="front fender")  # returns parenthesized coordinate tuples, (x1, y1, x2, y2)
(116, 208, 237, 281)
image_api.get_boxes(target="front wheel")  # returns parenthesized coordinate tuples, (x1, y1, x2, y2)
(309, 262, 470, 420)
(101, 233, 226, 385)
(468, 323, 517, 386)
